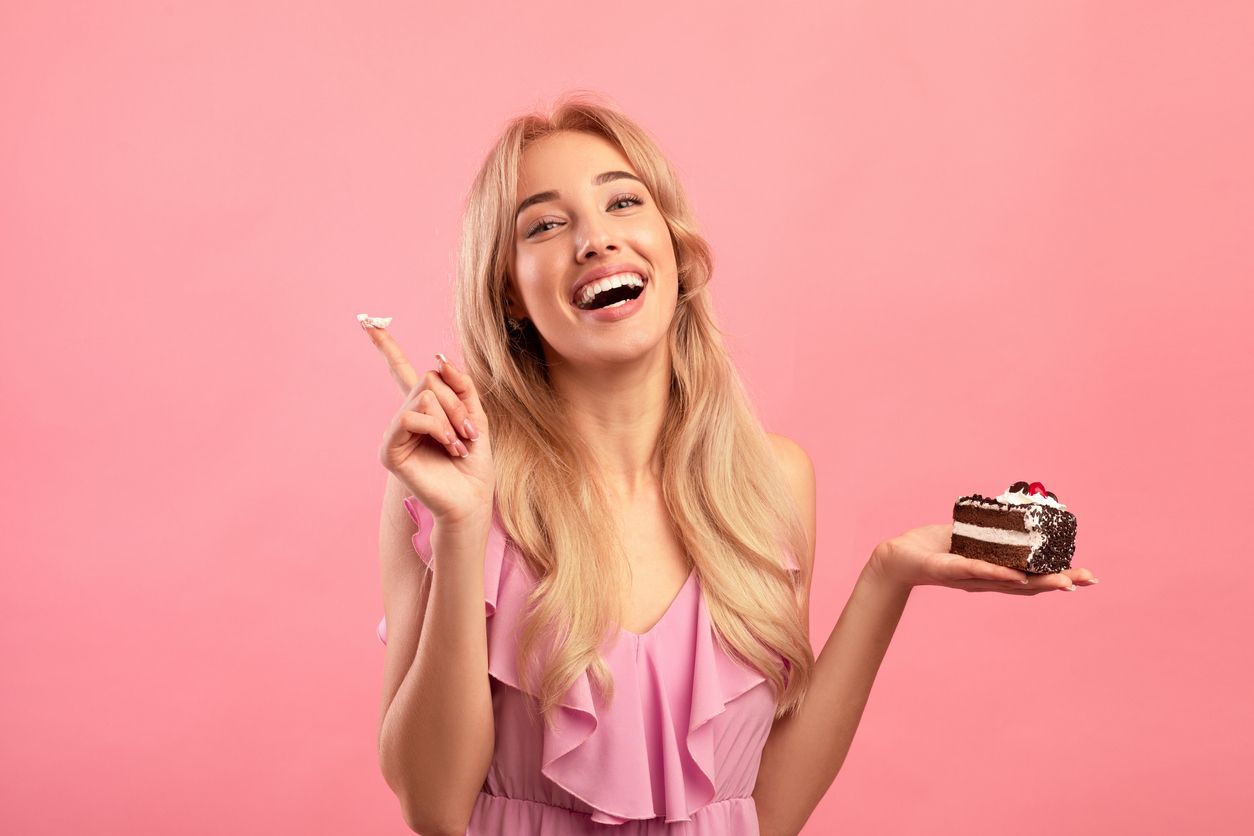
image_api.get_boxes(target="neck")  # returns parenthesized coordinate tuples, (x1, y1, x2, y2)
(547, 345, 672, 502)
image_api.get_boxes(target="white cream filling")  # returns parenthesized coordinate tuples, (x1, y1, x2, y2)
(953, 521, 1043, 548)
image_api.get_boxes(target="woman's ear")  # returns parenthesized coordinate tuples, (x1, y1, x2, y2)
(503, 276, 529, 320)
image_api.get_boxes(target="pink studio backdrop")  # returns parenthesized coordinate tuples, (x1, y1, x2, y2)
(2, 2, 1250, 834)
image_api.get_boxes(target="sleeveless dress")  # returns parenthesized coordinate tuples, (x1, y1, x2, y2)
(377, 495, 801, 835)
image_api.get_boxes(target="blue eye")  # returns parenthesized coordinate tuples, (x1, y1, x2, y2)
(524, 193, 644, 239)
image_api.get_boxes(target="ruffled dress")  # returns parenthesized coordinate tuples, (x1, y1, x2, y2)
(377, 495, 800, 835)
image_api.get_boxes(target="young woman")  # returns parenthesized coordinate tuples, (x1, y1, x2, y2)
(367, 94, 1095, 836)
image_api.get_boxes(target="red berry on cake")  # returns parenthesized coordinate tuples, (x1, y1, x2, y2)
(1027, 481, 1047, 497)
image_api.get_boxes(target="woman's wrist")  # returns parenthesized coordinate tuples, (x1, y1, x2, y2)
(866, 544, 916, 593)
(433, 506, 494, 537)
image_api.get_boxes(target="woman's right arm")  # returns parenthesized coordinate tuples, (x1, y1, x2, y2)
(360, 324, 496, 834)
(376, 471, 495, 835)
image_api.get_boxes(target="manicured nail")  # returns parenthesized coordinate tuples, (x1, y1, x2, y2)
(1086, 578, 1100, 584)
(444, 429, 456, 445)
(454, 440, 469, 457)
(435, 353, 449, 371)
(1063, 584, 1077, 591)
(1020, 579, 1030, 585)
(463, 418, 479, 440)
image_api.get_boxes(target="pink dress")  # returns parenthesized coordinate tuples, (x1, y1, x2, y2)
(377, 495, 801, 834)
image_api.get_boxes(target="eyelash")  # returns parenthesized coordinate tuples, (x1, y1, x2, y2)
(524, 193, 644, 239)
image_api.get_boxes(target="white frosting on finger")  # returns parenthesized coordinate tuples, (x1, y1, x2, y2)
(357, 313, 393, 329)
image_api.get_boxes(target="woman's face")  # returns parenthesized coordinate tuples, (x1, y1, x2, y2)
(507, 131, 679, 369)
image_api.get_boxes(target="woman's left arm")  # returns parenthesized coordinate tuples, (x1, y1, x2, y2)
(752, 438, 1096, 836)
(752, 555, 911, 836)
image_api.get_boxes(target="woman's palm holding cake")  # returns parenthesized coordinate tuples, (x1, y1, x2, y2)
(870, 481, 1095, 593)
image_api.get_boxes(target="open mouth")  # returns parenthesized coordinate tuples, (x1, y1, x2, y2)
(572, 275, 648, 310)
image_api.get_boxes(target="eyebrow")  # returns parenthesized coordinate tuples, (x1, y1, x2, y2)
(515, 170, 643, 222)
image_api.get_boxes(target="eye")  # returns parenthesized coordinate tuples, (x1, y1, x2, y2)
(523, 193, 646, 239)
(608, 192, 644, 211)
(523, 218, 559, 239)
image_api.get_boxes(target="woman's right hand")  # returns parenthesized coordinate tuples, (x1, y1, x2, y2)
(362, 322, 495, 527)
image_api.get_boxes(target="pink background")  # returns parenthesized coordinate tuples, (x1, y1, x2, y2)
(3, 2, 1250, 833)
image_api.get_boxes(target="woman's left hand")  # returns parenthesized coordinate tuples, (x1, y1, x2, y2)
(869, 523, 1098, 594)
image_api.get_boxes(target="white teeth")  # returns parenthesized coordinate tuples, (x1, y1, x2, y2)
(576, 272, 644, 307)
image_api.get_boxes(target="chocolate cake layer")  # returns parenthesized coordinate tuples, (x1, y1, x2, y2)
(953, 503, 1028, 531)
(951, 534, 1032, 571)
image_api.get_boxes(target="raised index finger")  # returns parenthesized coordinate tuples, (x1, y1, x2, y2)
(358, 314, 419, 396)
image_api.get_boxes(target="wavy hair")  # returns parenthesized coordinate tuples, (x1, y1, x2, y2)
(451, 90, 814, 731)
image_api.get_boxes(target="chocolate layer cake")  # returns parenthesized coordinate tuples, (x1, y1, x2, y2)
(951, 481, 1076, 574)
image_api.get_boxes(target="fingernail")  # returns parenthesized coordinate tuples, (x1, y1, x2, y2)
(454, 440, 469, 457)
(1020, 579, 1030, 585)
(463, 418, 479, 440)
(1063, 584, 1077, 591)
(435, 353, 449, 371)
(444, 429, 456, 445)
(1086, 578, 1100, 584)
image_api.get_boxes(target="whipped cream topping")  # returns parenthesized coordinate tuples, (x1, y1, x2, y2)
(994, 488, 1067, 511)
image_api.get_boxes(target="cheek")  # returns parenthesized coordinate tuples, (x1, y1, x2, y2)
(512, 259, 565, 312)
(644, 218, 676, 263)
(511, 255, 545, 295)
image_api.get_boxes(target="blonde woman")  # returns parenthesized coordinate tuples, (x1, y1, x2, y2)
(366, 93, 1095, 836)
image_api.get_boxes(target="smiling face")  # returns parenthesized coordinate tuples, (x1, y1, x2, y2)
(506, 130, 679, 368)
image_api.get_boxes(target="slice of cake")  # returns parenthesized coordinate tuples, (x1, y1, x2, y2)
(951, 481, 1077, 574)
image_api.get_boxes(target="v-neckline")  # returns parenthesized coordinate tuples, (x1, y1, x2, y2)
(618, 568, 697, 638)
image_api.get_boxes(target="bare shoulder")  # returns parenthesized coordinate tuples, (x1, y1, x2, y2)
(766, 432, 814, 486)
(765, 432, 816, 574)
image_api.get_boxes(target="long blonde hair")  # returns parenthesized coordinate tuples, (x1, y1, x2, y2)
(452, 90, 814, 731)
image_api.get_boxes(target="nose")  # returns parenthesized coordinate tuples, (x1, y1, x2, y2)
(575, 214, 621, 262)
